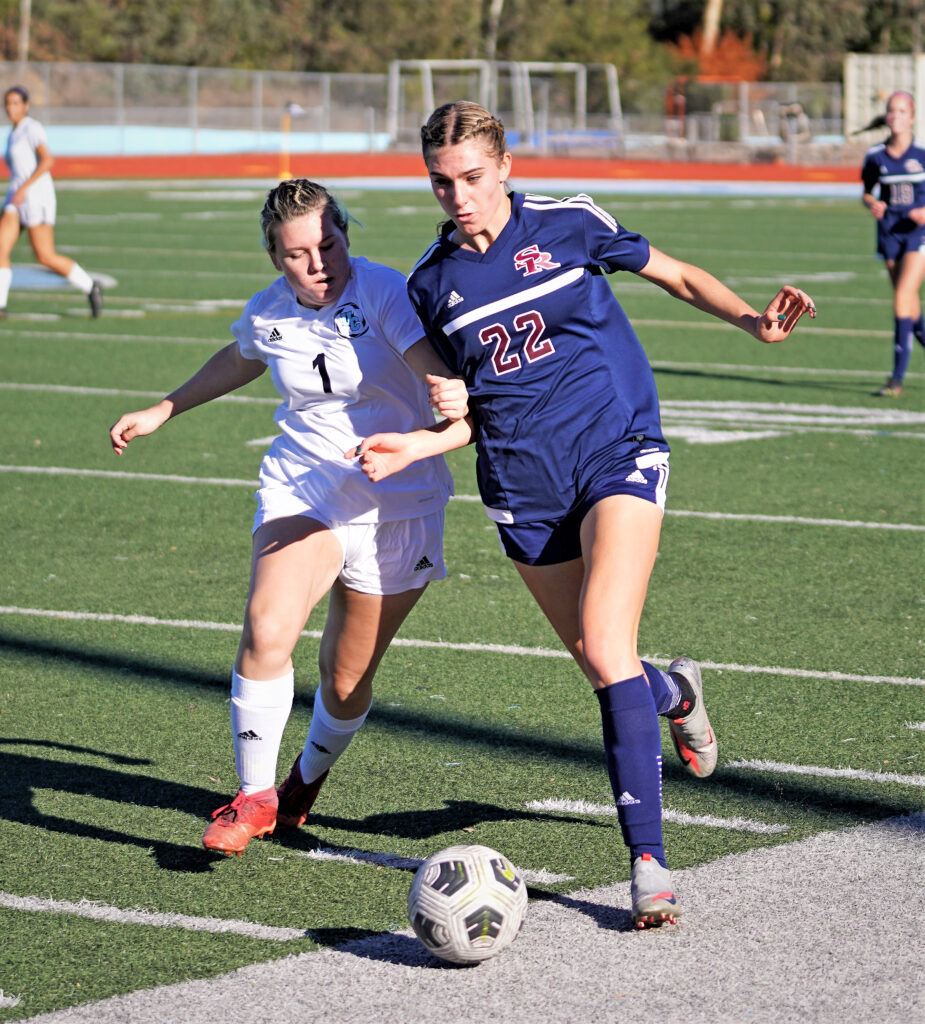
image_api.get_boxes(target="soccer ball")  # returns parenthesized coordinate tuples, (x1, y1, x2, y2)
(407, 844, 528, 964)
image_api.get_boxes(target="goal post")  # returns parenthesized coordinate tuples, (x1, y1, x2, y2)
(387, 58, 623, 153)
(844, 53, 925, 139)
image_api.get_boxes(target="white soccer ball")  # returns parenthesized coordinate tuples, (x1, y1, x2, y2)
(407, 843, 528, 964)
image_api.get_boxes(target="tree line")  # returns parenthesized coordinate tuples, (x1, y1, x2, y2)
(0, 0, 920, 84)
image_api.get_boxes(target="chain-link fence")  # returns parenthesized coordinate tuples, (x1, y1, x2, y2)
(0, 57, 891, 164)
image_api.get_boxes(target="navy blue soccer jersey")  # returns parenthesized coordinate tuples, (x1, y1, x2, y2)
(861, 140, 925, 236)
(407, 190, 667, 522)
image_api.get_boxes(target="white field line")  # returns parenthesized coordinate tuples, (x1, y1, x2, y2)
(0, 331, 223, 345)
(904, 721, 925, 731)
(651, 360, 924, 380)
(727, 759, 925, 787)
(0, 382, 277, 404)
(7, 382, 925, 417)
(7, 382, 924, 441)
(2, 314, 916, 348)
(0, 991, 20, 1009)
(525, 798, 789, 834)
(57, 245, 265, 260)
(633, 318, 893, 339)
(1, 606, 921, 687)
(290, 847, 573, 885)
(2, 462, 921, 532)
(0, 892, 309, 941)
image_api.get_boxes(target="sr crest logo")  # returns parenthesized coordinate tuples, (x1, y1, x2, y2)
(513, 244, 560, 276)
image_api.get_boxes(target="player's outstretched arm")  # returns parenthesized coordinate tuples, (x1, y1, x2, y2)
(402, 338, 469, 420)
(347, 416, 475, 482)
(637, 246, 816, 344)
(110, 343, 265, 454)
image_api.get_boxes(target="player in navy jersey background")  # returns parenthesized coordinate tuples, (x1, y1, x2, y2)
(860, 90, 925, 397)
(353, 101, 816, 929)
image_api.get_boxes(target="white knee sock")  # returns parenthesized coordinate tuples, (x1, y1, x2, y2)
(66, 262, 94, 294)
(0, 267, 11, 308)
(231, 668, 294, 795)
(298, 688, 370, 785)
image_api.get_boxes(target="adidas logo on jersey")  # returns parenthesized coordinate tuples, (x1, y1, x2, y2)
(446, 291, 464, 308)
(414, 555, 434, 572)
(616, 791, 641, 806)
(267, 327, 283, 345)
(625, 469, 647, 484)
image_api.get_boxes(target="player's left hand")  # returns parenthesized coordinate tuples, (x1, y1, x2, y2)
(755, 286, 816, 343)
(426, 374, 468, 420)
(346, 433, 414, 482)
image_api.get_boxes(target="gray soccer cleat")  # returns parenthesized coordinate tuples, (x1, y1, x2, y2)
(631, 853, 680, 929)
(667, 657, 718, 779)
(88, 281, 103, 318)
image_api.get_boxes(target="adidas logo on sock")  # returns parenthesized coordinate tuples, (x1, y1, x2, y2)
(237, 729, 262, 741)
(267, 327, 283, 344)
(414, 555, 434, 571)
(625, 469, 647, 484)
(616, 791, 641, 806)
(446, 290, 464, 308)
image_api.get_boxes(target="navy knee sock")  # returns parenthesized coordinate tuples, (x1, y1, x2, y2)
(892, 316, 914, 382)
(596, 674, 665, 868)
(641, 660, 686, 716)
(913, 314, 924, 346)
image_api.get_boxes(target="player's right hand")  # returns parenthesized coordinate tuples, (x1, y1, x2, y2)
(109, 406, 169, 454)
(426, 374, 468, 421)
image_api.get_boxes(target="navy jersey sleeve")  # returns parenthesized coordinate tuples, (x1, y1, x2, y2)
(861, 148, 882, 194)
(570, 194, 651, 274)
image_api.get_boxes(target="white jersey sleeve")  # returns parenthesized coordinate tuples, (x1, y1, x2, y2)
(5, 117, 46, 188)
(353, 259, 426, 357)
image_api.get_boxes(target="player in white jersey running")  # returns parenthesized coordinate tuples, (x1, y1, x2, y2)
(0, 85, 101, 317)
(110, 179, 468, 856)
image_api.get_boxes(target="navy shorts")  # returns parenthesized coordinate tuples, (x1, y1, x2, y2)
(877, 220, 925, 262)
(496, 442, 670, 566)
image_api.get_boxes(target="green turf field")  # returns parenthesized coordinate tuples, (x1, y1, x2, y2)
(0, 183, 922, 1020)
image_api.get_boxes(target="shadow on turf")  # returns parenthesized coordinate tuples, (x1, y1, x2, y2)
(307, 888, 636, 967)
(0, 738, 243, 873)
(1, 633, 921, 867)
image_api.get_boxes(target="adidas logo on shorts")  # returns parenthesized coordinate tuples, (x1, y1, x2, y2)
(625, 469, 647, 484)
(414, 555, 434, 572)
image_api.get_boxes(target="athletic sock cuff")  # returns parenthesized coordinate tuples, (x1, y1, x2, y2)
(231, 668, 295, 706)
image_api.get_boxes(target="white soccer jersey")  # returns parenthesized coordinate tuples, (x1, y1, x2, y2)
(232, 255, 454, 524)
(4, 115, 54, 199)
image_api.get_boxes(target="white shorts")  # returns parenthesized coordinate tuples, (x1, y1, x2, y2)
(253, 491, 446, 596)
(4, 183, 56, 227)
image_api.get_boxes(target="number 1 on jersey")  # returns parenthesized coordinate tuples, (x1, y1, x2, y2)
(312, 352, 333, 393)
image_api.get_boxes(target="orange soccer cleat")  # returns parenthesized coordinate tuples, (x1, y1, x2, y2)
(202, 787, 277, 856)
